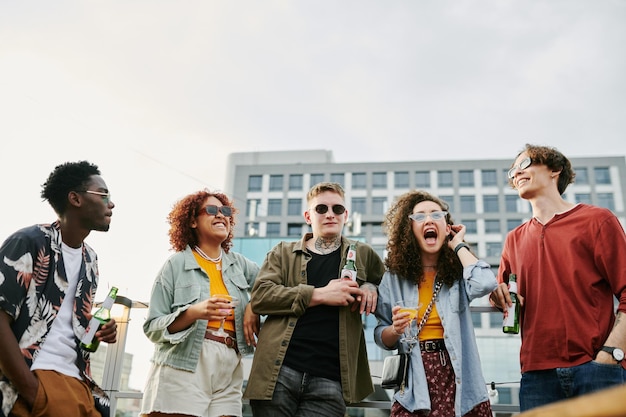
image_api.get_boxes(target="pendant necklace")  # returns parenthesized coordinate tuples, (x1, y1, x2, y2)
(195, 246, 223, 270)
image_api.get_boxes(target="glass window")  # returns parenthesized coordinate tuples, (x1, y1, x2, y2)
(266, 222, 281, 237)
(594, 167, 611, 184)
(481, 169, 497, 186)
(287, 223, 302, 237)
(505, 195, 518, 213)
(248, 175, 262, 192)
(310, 173, 324, 187)
(352, 197, 366, 214)
(459, 170, 474, 187)
(502, 169, 510, 185)
(330, 173, 345, 187)
(394, 171, 409, 188)
(267, 199, 282, 216)
(489, 312, 502, 328)
(575, 167, 589, 184)
(464, 219, 477, 234)
(597, 193, 615, 211)
(471, 312, 482, 328)
(486, 242, 502, 258)
(352, 172, 367, 189)
(575, 193, 592, 204)
(507, 219, 523, 231)
(460, 196, 476, 213)
(440, 196, 454, 213)
(287, 199, 301, 216)
(498, 388, 513, 405)
(289, 174, 303, 191)
(245, 222, 259, 237)
(415, 171, 430, 188)
(438, 170, 453, 187)
(371, 223, 384, 236)
(269, 174, 283, 191)
(372, 197, 387, 215)
(485, 219, 500, 234)
(246, 199, 260, 217)
(373, 172, 387, 189)
(483, 195, 499, 213)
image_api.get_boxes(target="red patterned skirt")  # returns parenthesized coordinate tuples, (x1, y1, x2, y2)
(391, 347, 492, 417)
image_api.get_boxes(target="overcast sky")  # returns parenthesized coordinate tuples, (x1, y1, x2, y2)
(2, 0, 625, 389)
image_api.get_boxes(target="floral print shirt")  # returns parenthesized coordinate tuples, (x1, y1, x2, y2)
(0, 222, 109, 417)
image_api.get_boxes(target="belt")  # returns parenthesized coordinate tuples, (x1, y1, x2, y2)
(204, 329, 239, 354)
(419, 339, 445, 353)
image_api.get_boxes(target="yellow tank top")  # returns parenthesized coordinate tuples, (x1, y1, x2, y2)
(193, 251, 235, 332)
(418, 270, 444, 340)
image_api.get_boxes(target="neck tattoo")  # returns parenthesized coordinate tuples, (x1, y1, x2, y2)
(194, 246, 223, 270)
(314, 237, 342, 254)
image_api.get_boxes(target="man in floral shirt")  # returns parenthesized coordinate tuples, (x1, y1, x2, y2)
(0, 161, 117, 417)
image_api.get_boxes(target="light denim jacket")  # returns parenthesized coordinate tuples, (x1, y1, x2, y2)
(374, 261, 497, 417)
(144, 245, 260, 371)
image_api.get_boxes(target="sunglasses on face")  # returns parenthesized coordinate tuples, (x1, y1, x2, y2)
(202, 205, 233, 217)
(408, 211, 448, 223)
(508, 157, 532, 179)
(79, 190, 112, 205)
(312, 204, 346, 215)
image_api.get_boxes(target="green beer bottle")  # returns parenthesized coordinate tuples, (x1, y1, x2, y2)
(502, 274, 520, 334)
(341, 243, 357, 281)
(80, 287, 118, 352)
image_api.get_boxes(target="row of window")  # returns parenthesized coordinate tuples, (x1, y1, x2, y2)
(246, 192, 616, 218)
(248, 167, 613, 192)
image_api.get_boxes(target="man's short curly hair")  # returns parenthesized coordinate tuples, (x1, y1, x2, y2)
(168, 190, 237, 253)
(41, 161, 101, 215)
(509, 143, 575, 195)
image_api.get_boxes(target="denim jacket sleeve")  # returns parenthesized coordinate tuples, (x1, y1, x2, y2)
(143, 252, 204, 344)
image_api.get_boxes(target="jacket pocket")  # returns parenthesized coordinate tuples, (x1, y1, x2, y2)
(172, 283, 201, 308)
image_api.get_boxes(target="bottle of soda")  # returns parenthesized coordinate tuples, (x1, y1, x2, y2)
(81, 287, 118, 352)
(341, 243, 357, 281)
(502, 274, 520, 334)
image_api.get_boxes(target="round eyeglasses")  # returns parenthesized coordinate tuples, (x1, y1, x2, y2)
(408, 211, 448, 223)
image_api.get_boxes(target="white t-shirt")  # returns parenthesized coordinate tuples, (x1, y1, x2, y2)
(31, 242, 82, 378)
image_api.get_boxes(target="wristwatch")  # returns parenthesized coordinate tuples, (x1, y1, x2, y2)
(600, 346, 625, 363)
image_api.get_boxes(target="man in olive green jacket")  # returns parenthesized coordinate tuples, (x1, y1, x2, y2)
(244, 182, 385, 417)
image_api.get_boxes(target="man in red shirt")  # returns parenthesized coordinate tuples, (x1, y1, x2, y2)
(490, 144, 626, 412)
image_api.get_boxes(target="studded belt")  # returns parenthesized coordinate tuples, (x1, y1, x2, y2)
(419, 339, 445, 353)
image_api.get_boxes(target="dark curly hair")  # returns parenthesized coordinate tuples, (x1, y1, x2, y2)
(509, 143, 575, 195)
(168, 190, 237, 253)
(41, 161, 101, 215)
(383, 190, 462, 287)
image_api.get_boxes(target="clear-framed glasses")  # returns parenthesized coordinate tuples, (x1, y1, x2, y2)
(80, 190, 111, 204)
(408, 211, 448, 223)
(507, 157, 532, 179)
(203, 205, 233, 217)
(313, 204, 346, 215)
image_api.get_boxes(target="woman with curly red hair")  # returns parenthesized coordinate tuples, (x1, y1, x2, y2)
(141, 190, 259, 417)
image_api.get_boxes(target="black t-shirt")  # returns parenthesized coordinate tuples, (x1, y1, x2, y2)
(283, 247, 341, 381)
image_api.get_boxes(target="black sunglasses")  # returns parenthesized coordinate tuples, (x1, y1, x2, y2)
(202, 205, 233, 217)
(313, 204, 346, 215)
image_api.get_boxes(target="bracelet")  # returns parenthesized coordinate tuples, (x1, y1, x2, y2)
(390, 325, 403, 336)
(454, 242, 470, 255)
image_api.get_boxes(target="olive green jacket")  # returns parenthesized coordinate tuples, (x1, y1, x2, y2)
(243, 234, 385, 403)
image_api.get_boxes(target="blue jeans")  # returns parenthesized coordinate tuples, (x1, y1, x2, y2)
(250, 365, 346, 417)
(520, 360, 626, 412)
